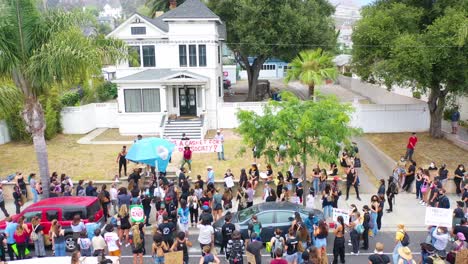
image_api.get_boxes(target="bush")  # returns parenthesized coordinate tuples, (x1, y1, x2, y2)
(412, 91, 421, 99)
(96, 81, 118, 102)
(61, 91, 81, 106)
(4, 104, 30, 141)
(44, 99, 59, 140)
(342, 72, 352, 77)
(443, 106, 457, 121)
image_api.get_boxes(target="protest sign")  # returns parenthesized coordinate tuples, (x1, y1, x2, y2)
(165, 251, 183, 263)
(170, 139, 222, 153)
(130, 205, 145, 223)
(225, 176, 234, 188)
(425, 207, 452, 228)
(246, 251, 256, 264)
(332, 208, 350, 224)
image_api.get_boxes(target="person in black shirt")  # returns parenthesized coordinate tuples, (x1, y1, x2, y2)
(141, 194, 152, 227)
(452, 219, 468, 241)
(368, 242, 390, 264)
(345, 167, 361, 201)
(402, 161, 416, 192)
(196, 175, 204, 190)
(377, 193, 385, 231)
(438, 164, 449, 186)
(178, 168, 186, 187)
(239, 169, 248, 190)
(157, 215, 175, 246)
(247, 233, 263, 264)
(454, 164, 465, 196)
(361, 205, 371, 250)
(199, 205, 213, 225)
(170, 231, 192, 264)
(220, 213, 236, 254)
(128, 168, 142, 186)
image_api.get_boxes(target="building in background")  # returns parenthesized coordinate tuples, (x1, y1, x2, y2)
(238, 58, 289, 80)
(331, 0, 361, 51)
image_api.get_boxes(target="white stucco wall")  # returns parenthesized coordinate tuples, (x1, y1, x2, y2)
(0, 120, 11, 145)
(61, 103, 118, 134)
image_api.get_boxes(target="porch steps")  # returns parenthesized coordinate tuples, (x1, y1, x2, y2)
(163, 119, 202, 139)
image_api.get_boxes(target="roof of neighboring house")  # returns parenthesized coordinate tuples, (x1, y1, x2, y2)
(115, 69, 208, 82)
(161, 0, 220, 20)
(333, 54, 352, 66)
(247, 57, 289, 64)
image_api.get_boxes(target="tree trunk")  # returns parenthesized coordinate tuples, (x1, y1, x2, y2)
(308, 84, 316, 101)
(302, 146, 307, 207)
(237, 55, 266, 102)
(22, 99, 50, 199)
(427, 87, 446, 138)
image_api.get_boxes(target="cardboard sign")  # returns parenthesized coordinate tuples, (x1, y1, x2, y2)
(130, 205, 145, 223)
(332, 208, 350, 225)
(165, 251, 183, 263)
(246, 251, 256, 264)
(225, 176, 234, 188)
(425, 207, 453, 228)
(170, 139, 222, 153)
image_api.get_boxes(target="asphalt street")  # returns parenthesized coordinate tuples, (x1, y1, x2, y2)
(17, 230, 429, 264)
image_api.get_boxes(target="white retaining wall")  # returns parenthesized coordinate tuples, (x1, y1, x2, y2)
(61, 103, 118, 134)
(218, 102, 267, 128)
(0, 120, 10, 145)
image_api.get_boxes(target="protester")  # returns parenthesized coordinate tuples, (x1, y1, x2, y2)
(52, 223, 67, 256)
(454, 164, 466, 196)
(386, 176, 398, 213)
(397, 246, 416, 264)
(349, 211, 361, 255)
(117, 204, 131, 247)
(446, 232, 467, 264)
(199, 245, 220, 264)
(248, 215, 263, 238)
(332, 215, 346, 264)
(306, 187, 315, 209)
(103, 224, 121, 257)
(31, 216, 46, 258)
(71, 251, 81, 264)
(181, 146, 193, 172)
(0, 184, 10, 218)
(402, 161, 416, 192)
(131, 222, 144, 264)
(171, 231, 192, 264)
(221, 212, 235, 255)
(271, 248, 288, 264)
(152, 233, 168, 264)
(13, 185, 22, 214)
(197, 218, 214, 254)
(110, 183, 118, 214)
(247, 232, 264, 264)
(451, 106, 460, 134)
(5, 216, 17, 261)
(270, 228, 286, 258)
(361, 205, 371, 250)
(116, 145, 128, 178)
(322, 185, 334, 219)
(345, 166, 361, 201)
(404, 132, 418, 162)
(92, 229, 106, 256)
(432, 226, 449, 257)
(284, 228, 299, 263)
(370, 196, 379, 236)
(77, 230, 92, 257)
(206, 166, 215, 184)
(214, 129, 225, 161)
(368, 242, 390, 264)
(392, 224, 409, 264)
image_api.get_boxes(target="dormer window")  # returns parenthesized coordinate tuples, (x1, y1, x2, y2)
(131, 27, 146, 35)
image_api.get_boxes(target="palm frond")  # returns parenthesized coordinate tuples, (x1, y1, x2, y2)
(92, 34, 128, 66)
(0, 80, 22, 116)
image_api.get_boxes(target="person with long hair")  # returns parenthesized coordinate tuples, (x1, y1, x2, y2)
(51, 223, 66, 256)
(71, 214, 85, 243)
(249, 163, 260, 189)
(222, 188, 233, 210)
(131, 222, 144, 264)
(277, 172, 284, 197)
(13, 185, 22, 214)
(284, 228, 299, 264)
(188, 189, 199, 227)
(99, 184, 111, 221)
(370, 195, 380, 237)
(238, 168, 248, 189)
(178, 199, 190, 236)
(280, 186, 290, 202)
(71, 250, 81, 264)
(314, 220, 329, 250)
(322, 184, 334, 219)
(212, 188, 223, 221)
(266, 189, 277, 202)
(31, 216, 46, 257)
(13, 224, 28, 259)
(332, 215, 346, 264)
(236, 187, 248, 211)
(349, 211, 361, 255)
(246, 182, 254, 208)
(118, 204, 131, 246)
(285, 171, 293, 191)
(152, 233, 169, 264)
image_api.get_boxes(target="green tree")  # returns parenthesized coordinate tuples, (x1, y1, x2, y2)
(285, 49, 338, 99)
(209, 0, 336, 101)
(0, 0, 127, 198)
(352, 1, 468, 138)
(145, 0, 185, 17)
(236, 92, 359, 205)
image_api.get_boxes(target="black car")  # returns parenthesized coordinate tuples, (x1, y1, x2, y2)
(213, 202, 324, 244)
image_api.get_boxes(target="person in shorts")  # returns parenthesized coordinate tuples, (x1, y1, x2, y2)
(103, 224, 121, 257)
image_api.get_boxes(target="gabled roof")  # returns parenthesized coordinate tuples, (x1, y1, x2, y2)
(114, 69, 208, 83)
(137, 13, 169, 32)
(161, 0, 220, 20)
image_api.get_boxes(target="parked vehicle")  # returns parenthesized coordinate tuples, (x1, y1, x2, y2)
(0, 196, 104, 251)
(212, 202, 324, 244)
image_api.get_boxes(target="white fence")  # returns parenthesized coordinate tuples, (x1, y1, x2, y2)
(352, 103, 430, 133)
(0, 120, 10, 145)
(61, 103, 118, 134)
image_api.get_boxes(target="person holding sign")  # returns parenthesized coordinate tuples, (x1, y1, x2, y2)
(181, 146, 193, 173)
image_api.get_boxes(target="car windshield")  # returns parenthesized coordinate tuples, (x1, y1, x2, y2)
(237, 206, 259, 222)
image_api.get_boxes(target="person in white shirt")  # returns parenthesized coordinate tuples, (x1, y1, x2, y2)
(197, 220, 214, 252)
(214, 130, 225, 161)
(103, 225, 121, 257)
(110, 183, 118, 215)
(92, 229, 106, 256)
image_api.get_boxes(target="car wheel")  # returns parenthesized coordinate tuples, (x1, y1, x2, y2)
(65, 235, 76, 252)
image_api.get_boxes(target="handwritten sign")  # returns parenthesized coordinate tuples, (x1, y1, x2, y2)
(246, 251, 256, 264)
(130, 205, 144, 223)
(225, 176, 234, 188)
(169, 139, 222, 153)
(332, 208, 350, 225)
(425, 207, 452, 228)
(165, 251, 183, 263)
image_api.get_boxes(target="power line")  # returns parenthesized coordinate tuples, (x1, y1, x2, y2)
(224, 42, 464, 48)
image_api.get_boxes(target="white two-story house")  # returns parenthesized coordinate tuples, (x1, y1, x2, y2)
(104, 0, 226, 138)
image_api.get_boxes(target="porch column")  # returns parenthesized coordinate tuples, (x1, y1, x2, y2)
(202, 85, 206, 111)
(160, 87, 167, 112)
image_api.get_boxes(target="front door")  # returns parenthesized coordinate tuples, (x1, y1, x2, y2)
(179, 87, 197, 116)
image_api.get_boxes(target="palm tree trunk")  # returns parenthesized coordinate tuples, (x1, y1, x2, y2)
(23, 99, 50, 199)
(308, 84, 315, 100)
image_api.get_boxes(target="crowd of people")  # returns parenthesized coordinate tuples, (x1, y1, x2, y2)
(1, 131, 467, 264)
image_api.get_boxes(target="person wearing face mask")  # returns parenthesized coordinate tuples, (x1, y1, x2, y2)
(436, 188, 450, 209)
(454, 164, 466, 196)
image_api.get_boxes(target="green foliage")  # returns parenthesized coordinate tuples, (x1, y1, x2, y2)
(352, 1, 468, 137)
(236, 92, 360, 167)
(284, 49, 338, 98)
(60, 90, 81, 106)
(96, 81, 118, 102)
(44, 99, 58, 140)
(343, 72, 352, 77)
(145, 0, 185, 17)
(412, 91, 421, 99)
(4, 104, 30, 141)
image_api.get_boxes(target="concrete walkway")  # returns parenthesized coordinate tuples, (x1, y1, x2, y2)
(77, 128, 133, 145)
(442, 120, 468, 151)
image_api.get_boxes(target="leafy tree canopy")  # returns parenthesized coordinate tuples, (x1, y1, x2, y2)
(209, 0, 337, 100)
(352, 0, 468, 137)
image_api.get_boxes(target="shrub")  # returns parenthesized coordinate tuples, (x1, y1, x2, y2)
(96, 81, 118, 102)
(44, 99, 59, 140)
(61, 91, 81, 106)
(412, 91, 421, 99)
(4, 104, 30, 141)
(342, 72, 352, 77)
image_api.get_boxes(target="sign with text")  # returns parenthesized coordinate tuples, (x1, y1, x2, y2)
(170, 139, 222, 153)
(425, 207, 452, 228)
(130, 205, 145, 223)
(224, 176, 234, 188)
(332, 208, 350, 225)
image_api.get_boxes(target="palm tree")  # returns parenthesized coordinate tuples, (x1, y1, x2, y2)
(0, 0, 127, 198)
(285, 49, 338, 99)
(146, 0, 185, 17)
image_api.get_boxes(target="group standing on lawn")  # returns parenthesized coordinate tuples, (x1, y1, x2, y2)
(1, 132, 467, 264)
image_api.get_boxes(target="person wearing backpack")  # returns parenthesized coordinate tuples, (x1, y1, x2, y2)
(368, 242, 390, 264)
(393, 224, 410, 264)
(270, 228, 286, 258)
(226, 230, 245, 264)
(77, 230, 92, 257)
(248, 215, 262, 239)
(221, 213, 236, 255)
(31, 216, 46, 258)
(397, 246, 416, 264)
(199, 245, 220, 264)
(248, 233, 264, 264)
(170, 231, 193, 264)
(386, 176, 398, 213)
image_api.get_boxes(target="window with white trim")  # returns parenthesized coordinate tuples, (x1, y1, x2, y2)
(124, 89, 161, 112)
(142, 45, 155, 67)
(198, 45, 207, 67)
(131, 27, 146, 35)
(189, 45, 197, 67)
